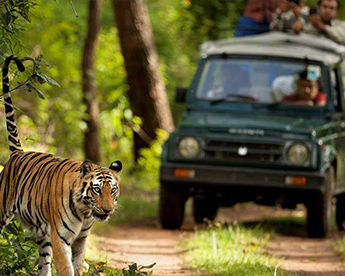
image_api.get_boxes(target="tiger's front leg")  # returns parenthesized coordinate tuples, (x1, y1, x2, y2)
(72, 236, 88, 276)
(36, 236, 53, 276)
(51, 228, 74, 276)
(72, 222, 93, 276)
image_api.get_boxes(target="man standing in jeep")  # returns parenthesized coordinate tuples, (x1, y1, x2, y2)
(293, 0, 345, 45)
(270, 0, 310, 33)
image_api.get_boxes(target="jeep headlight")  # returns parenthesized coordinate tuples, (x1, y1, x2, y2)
(178, 137, 200, 158)
(287, 143, 309, 165)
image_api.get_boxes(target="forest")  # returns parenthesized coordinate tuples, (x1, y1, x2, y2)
(1, 0, 345, 275)
(0, 1, 249, 274)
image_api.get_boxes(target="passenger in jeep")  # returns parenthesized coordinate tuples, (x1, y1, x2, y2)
(206, 63, 250, 99)
(281, 70, 326, 106)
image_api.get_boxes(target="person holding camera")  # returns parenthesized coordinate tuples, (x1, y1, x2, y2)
(270, 0, 310, 33)
(293, 0, 345, 45)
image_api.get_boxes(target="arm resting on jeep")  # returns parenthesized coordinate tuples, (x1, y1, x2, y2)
(325, 20, 345, 46)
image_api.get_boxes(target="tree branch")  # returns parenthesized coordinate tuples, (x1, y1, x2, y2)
(68, 0, 79, 18)
(9, 79, 29, 92)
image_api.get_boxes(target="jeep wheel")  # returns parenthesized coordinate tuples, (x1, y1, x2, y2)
(193, 197, 219, 223)
(336, 193, 345, 231)
(306, 168, 334, 238)
(159, 183, 188, 230)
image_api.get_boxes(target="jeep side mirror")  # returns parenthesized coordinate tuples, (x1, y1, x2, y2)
(175, 87, 188, 103)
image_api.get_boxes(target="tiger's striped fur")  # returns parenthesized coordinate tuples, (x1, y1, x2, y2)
(0, 56, 122, 276)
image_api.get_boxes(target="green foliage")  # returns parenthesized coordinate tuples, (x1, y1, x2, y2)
(0, 0, 36, 57)
(0, 220, 155, 276)
(122, 263, 156, 276)
(181, 224, 291, 276)
(336, 237, 345, 259)
(2, 55, 60, 100)
(81, 262, 155, 276)
(135, 129, 169, 189)
(0, 220, 38, 276)
(83, 262, 122, 276)
(182, 0, 246, 42)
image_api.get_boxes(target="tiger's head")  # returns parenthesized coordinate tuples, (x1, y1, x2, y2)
(76, 160, 122, 221)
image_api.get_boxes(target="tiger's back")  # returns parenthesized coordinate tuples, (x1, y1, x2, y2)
(0, 151, 79, 232)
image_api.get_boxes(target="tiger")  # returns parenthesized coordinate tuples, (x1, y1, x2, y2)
(0, 55, 122, 276)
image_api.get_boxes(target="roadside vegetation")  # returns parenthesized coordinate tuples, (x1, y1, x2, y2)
(335, 237, 345, 260)
(1, 0, 345, 276)
(181, 221, 294, 276)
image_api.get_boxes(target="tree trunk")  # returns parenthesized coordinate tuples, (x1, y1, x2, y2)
(112, 0, 175, 161)
(82, 0, 102, 163)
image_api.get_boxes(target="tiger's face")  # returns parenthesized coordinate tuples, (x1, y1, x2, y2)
(77, 160, 122, 221)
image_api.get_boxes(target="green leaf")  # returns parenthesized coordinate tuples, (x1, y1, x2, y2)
(33, 73, 46, 84)
(37, 73, 60, 87)
(140, 263, 156, 269)
(2, 12, 13, 25)
(26, 84, 45, 99)
(17, 11, 31, 23)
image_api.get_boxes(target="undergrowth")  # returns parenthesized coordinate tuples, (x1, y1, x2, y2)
(181, 223, 292, 276)
(0, 219, 155, 276)
(335, 237, 345, 260)
(0, 220, 38, 276)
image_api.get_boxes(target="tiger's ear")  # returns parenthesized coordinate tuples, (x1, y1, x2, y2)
(80, 161, 92, 177)
(109, 160, 122, 173)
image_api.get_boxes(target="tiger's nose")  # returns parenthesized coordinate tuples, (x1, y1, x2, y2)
(102, 208, 112, 214)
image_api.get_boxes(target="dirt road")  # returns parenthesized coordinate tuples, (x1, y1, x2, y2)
(93, 204, 345, 276)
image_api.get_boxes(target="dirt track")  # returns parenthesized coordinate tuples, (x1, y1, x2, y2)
(92, 204, 345, 276)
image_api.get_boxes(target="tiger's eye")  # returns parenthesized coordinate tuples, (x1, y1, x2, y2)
(93, 187, 101, 194)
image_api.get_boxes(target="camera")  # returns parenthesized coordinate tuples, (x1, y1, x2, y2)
(309, 6, 317, 15)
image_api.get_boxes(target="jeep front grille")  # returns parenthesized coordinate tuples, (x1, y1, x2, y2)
(203, 138, 284, 165)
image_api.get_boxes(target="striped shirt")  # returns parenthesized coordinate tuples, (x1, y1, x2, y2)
(270, 6, 310, 33)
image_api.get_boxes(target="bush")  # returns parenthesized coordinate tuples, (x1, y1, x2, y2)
(0, 220, 38, 276)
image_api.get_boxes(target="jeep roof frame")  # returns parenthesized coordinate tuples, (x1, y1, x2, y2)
(201, 32, 345, 66)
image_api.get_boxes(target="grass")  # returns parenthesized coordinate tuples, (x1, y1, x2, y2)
(181, 224, 293, 276)
(180, 210, 310, 276)
(335, 237, 345, 260)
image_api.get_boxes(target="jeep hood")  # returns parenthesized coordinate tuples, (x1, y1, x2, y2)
(179, 111, 327, 137)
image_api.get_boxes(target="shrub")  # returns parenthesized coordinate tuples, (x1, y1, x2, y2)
(0, 220, 38, 276)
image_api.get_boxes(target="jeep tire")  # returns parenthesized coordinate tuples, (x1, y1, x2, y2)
(336, 193, 345, 231)
(306, 167, 334, 238)
(159, 183, 188, 229)
(193, 197, 219, 223)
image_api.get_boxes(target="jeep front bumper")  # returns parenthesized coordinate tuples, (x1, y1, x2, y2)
(160, 162, 326, 192)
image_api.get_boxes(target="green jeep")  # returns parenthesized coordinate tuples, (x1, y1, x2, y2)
(159, 33, 345, 238)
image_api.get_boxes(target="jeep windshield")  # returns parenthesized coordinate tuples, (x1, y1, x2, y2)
(195, 58, 327, 107)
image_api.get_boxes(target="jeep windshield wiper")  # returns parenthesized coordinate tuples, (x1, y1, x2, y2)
(266, 102, 282, 109)
(210, 94, 258, 105)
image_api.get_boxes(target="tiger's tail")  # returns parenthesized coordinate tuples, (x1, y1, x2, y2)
(2, 55, 25, 153)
